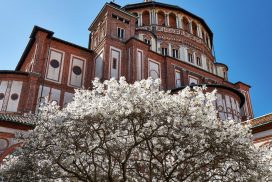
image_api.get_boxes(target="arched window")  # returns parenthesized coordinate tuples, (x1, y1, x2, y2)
(132, 12, 139, 26)
(192, 21, 198, 36)
(169, 13, 177, 28)
(182, 17, 190, 32)
(142, 11, 150, 26)
(157, 11, 165, 26)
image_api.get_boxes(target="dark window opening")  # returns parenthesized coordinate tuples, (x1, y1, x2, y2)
(196, 57, 202, 67)
(112, 14, 118, 19)
(162, 48, 168, 56)
(172, 49, 179, 59)
(117, 28, 124, 39)
(144, 39, 151, 45)
(188, 53, 194, 63)
(0, 93, 4, 100)
(112, 58, 117, 69)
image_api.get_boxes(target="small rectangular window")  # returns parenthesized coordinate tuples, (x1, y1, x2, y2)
(112, 58, 117, 69)
(175, 70, 181, 88)
(224, 71, 227, 79)
(118, 17, 124, 22)
(117, 27, 124, 39)
(162, 48, 168, 56)
(112, 14, 118, 19)
(206, 61, 210, 71)
(172, 49, 179, 59)
(188, 53, 194, 63)
(144, 39, 151, 45)
(196, 57, 202, 67)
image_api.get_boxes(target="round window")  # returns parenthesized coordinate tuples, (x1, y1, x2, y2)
(0, 93, 4, 100)
(73, 66, 82, 75)
(11, 93, 19, 100)
(0, 138, 9, 151)
(50, 59, 60, 68)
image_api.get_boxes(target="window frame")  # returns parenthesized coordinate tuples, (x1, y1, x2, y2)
(117, 27, 125, 39)
(196, 56, 202, 67)
(188, 52, 194, 63)
(172, 49, 179, 59)
(162, 47, 168, 56)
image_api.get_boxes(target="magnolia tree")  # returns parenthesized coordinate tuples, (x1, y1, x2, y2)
(1, 78, 272, 181)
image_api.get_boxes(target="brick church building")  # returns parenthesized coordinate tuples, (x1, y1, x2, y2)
(0, 0, 254, 161)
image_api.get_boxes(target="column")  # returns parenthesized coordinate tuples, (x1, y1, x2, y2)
(179, 46, 183, 60)
(155, 11, 158, 24)
(176, 14, 179, 28)
(149, 10, 152, 25)
(180, 16, 183, 29)
(152, 9, 156, 25)
(189, 20, 193, 34)
(165, 13, 169, 26)
(197, 24, 201, 37)
(169, 44, 172, 57)
(139, 13, 142, 26)
(185, 48, 188, 62)
(198, 25, 202, 38)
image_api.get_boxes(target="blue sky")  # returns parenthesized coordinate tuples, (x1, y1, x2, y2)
(0, 0, 271, 117)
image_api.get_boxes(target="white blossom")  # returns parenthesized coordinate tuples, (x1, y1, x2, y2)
(1, 77, 271, 182)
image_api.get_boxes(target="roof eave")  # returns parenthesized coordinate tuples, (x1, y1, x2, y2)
(15, 26, 54, 71)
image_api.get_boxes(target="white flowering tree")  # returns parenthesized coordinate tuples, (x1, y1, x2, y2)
(1, 78, 271, 181)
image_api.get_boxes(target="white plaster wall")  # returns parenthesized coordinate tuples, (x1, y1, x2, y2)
(50, 88, 61, 104)
(95, 51, 104, 79)
(0, 81, 8, 110)
(110, 48, 121, 79)
(149, 60, 160, 79)
(64, 92, 74, 107)
(46, 49, 64, 82)
(69, 57, 85, 88)
(6, 81, 23, 112)
(136, 49, 143, 81)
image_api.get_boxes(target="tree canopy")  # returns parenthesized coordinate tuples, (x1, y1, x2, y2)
(1, 78, 271, 182)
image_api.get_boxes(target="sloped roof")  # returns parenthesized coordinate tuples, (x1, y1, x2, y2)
(16, 26, 92, 71)
(250, 113, 272, 128)
(0, 113, 35, 127)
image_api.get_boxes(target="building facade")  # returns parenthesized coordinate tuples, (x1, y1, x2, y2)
(0, 0, 253, 160)
(250, 113, 272, 147)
